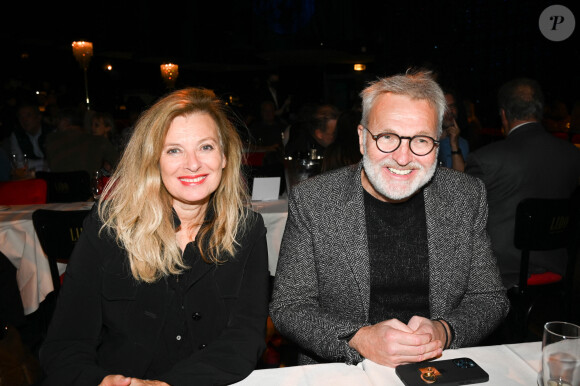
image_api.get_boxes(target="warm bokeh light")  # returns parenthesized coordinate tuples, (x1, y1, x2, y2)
(354, 64, 366, 71)
(160, 63, 179, 88)
(72, 41, 93, 109)
(72, 41, 93, 69)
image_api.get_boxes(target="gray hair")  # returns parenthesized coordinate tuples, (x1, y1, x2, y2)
(497, 78, 544, 123)
(359, 69, 446, 137)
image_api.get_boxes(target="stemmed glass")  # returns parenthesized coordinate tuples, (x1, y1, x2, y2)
(91, 170, 104, 201)
(10, 153, 31, 179)
(10, 153, 28, 170)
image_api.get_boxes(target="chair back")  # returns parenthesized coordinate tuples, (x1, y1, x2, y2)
(0, 179, 47, 205)
(32, 209, 90, 293)
(514, 197, 576, 291)
(514, 198, 573, 250)
(35, 171, 91, 203)
(507, 196, 580, 342)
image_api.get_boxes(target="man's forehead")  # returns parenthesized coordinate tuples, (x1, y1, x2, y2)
(373, 92, 435, 109)
(370, 94, 436, 120)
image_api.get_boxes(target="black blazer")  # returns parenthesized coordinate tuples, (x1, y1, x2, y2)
(466, 122, 580, 286)
(40, 208, 269, 385)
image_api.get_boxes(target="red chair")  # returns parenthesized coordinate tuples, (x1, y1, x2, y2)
(550, 131, 569, 141)
(0, 179, 48, 205)
(243, 152, 266, 167)
(527, 272, 562, 286)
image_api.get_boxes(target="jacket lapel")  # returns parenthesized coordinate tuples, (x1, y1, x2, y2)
(184, 249, 215, 289)
(423, 169, 457, 316)
(172, 207, 216, 291)
(335, 164, 371, 317)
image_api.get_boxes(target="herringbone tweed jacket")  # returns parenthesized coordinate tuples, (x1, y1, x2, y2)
(270, 162, 509, 365)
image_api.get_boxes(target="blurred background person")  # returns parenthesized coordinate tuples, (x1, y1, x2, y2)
(466, 78, 580, 288)
(45, 108, 119, 175)
(259, 73, 292, 125)
(4, 101, 54, 173)
(40, 88, 270, 385)
(437, 90, 469, 171)
(246, 100, 287, 191)
(321, 109, 362, 172)
(116, 96, 147, 154)
(248, 100, 286, 154)
(285, 103, 339, 159)
(91, 111, 120, 149)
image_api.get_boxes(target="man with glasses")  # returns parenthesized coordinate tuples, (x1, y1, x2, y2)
(270, 70, 508, 367)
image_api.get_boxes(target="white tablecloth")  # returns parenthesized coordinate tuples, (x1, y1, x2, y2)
(0, 202, 94, 315)
(252, 198, 288, 276)
(233, 341, 542, 385)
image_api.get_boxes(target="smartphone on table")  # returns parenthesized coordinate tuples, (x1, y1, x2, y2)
(395, 357, 489, 386)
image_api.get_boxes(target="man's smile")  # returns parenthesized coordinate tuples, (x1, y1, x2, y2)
(387, 167, 413, 176)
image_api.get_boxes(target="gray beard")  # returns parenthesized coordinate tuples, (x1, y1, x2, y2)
(362, 148, 437, 202)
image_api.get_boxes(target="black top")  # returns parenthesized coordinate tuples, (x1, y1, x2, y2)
(40, 207, 269, 385)
(148, 242, 196, 378)
(364, 190, 430, 325)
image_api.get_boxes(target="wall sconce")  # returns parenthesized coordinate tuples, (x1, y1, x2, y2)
(160, 63, 179, 89)
(72, 41, 93, 109)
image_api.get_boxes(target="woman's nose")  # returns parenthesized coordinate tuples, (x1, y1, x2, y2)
(185, 151, 200, 171)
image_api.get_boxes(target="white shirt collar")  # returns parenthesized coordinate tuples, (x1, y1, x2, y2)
(508, 121, 535, 136)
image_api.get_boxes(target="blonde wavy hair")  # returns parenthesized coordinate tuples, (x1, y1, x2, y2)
(98, 88, 249, 283)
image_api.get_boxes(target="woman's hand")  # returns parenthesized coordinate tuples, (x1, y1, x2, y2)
(129, 380, 169, 386)
(99, 375, 132, 386)
(99, 375, 169, 386)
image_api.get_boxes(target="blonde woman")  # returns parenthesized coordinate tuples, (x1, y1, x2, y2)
(40, 89, 269, 385)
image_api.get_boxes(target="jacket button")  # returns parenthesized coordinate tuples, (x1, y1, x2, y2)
(198, 343, 207, 350)
(192, 312, 202, 321)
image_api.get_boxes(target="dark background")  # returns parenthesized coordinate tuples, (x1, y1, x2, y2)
(2, 0, 579, 128)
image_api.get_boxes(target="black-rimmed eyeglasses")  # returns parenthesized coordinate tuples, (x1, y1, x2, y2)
(363, 127, 439, 156)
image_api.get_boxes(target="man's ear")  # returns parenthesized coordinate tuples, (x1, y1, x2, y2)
(499, 109, 506, 121)
(357, 125, 365, 155)
(499, 109, 509, 136)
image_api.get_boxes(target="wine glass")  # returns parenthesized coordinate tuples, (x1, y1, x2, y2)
(10, 152, 28, 170)
(91, 170, 104, 201)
